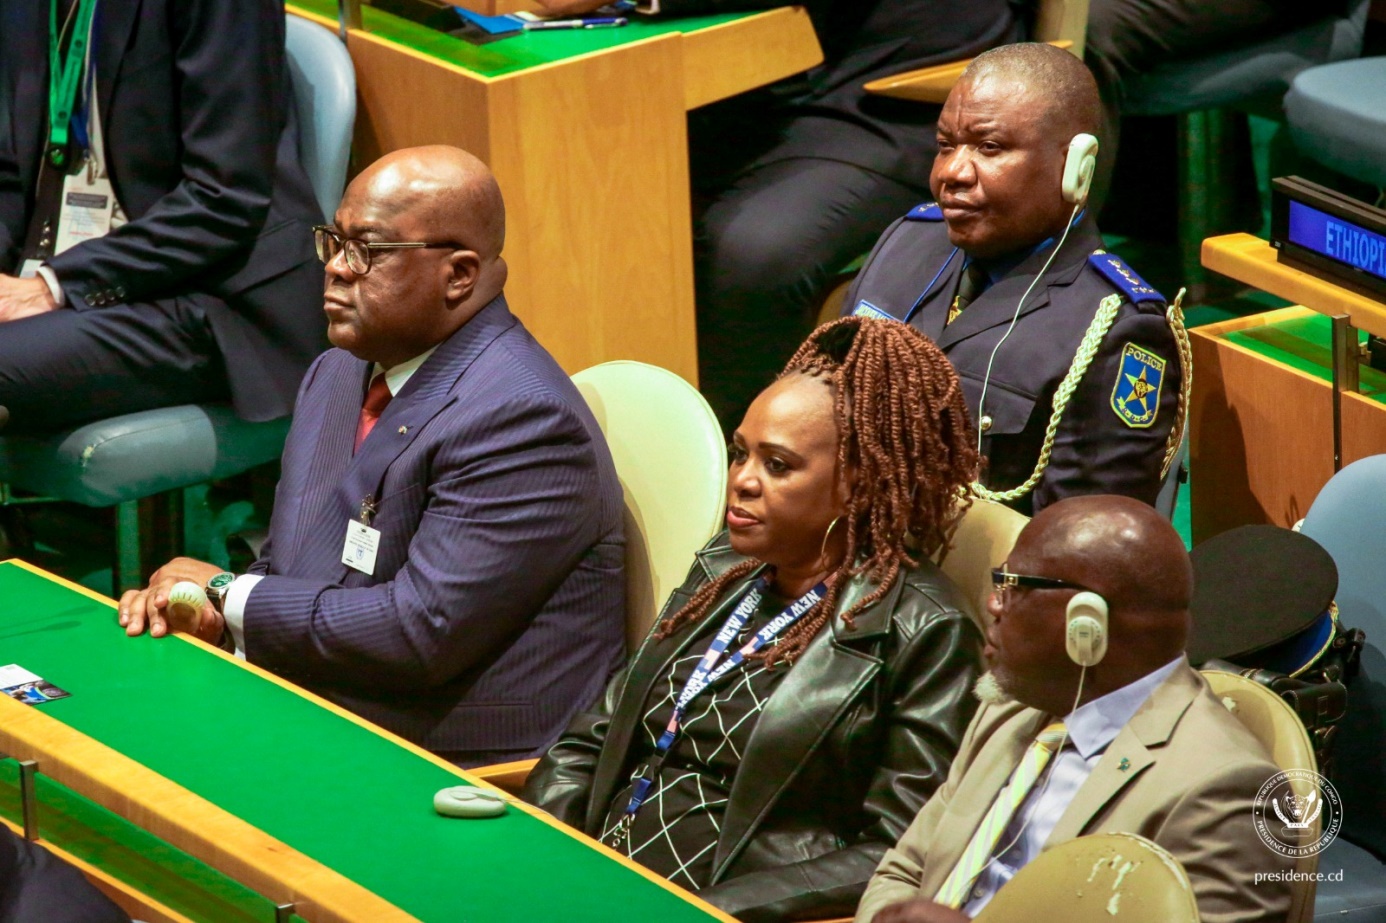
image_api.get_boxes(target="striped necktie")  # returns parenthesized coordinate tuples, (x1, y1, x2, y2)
(934, 722, 1068, 909)
(354, 374, 392, 453)
(946, 262, 989, 325)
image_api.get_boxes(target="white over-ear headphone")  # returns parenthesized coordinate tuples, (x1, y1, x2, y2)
(1061, 133, 1100, 206)
(1065, 590, 1108, 667)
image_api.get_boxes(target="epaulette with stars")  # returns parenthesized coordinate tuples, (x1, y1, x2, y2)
(1087, 250, 1165, 304)
(903, 202, 944, 222)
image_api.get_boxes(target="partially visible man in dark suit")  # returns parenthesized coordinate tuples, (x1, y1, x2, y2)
(1084, 0, 1345, 208)
(0, 826, 130, 923)
(118, 146, 628, 768)
(0, 0, 324, 432)
(536, 0, 1019, 429)
(843, 44, 1184, 515)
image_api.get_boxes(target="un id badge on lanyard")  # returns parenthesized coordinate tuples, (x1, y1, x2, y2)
(341, 497, 382, 575)
(20, 0, 114, 278)
(610, 574, 828, 843)
(53, 164, 116, 256)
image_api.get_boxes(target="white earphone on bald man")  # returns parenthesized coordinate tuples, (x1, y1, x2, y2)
(1065, 589, 1109, 667)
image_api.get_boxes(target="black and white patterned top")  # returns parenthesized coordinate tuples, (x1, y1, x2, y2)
(599, 591, 793, 891)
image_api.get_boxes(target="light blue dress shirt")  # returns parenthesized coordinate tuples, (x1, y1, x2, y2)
(962, 655, 1185, 916)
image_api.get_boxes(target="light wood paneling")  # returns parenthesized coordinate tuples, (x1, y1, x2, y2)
(1033, 0, 1091, 56)
(450, 0, 537, 14)
(345, 31, 492, 170)
(1202, 233, 1386, 340)
(681, 7, 820, 109)
(486, 35, 697, 380)
(1189, 307, 1386, 543)
(467, 757, 537, 795)
(289, 8, 821, 385)
(0, 695, 416, 923)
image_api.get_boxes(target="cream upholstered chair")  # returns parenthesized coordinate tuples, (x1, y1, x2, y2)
(975, 832, 1198, 923)
(471, 361, 727, 795)
(936, 497, 1029, 633)
(570, 360, 728, 652)
(799, 502, 1028, 923)
(1201, 670, 1320, 923)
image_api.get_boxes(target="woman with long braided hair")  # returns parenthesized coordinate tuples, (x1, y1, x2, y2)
(526, 317, 985, 922)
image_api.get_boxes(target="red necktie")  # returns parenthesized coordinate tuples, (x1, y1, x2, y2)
(354, 374, 392, 452)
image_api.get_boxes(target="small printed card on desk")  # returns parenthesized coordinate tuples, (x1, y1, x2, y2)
(0, 663, 71, 706)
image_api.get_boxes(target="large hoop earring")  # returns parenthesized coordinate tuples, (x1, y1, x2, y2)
(819, 516, 843, 563)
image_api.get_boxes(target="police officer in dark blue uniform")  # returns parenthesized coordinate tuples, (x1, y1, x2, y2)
(531, 0, 1020, 432)
(844, 43, 1187, 515)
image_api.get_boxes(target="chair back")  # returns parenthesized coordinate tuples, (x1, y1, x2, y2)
(1299, 454, 1386, 858)
(284, 16, 357, 221)
(1032, 0, 1091, 57)
(1123, 0, 1368, 116)
(936, 498, 1028, 633)
(571, 362, 727, 651)
(974, 832, 1197, 923)
(1201, 670, 1319, 923)
(1155, 426, 1188, 521)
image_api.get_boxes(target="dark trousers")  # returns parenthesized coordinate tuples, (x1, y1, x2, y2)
(0, 294, 228, 433)
(692, 156, 923, 430)
(1084, 0, 1331, 207)
(0, 827, 130, 923)
(0, 260, 323, 434)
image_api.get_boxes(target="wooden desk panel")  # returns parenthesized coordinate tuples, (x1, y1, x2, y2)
(288, 6, 821, 384)
(451, 0, 537, 14)
(1202, 233, 1386, 340)
(1190, 308, 1386, 543)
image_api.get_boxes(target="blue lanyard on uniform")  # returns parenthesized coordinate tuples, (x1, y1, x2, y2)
(902, 246, 960, 323)
(47, 0, 99, 168)
(617, 575, 828, 825)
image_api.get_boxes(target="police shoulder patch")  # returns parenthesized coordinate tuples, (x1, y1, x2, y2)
(1110, 342, 1167, 429)
(905, 202, 944, 221)
(1088, 252, 1165, 304)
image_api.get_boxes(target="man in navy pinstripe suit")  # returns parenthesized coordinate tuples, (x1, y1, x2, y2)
(119, 147, 627, 767)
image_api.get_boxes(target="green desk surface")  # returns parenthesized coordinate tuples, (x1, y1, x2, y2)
(1221, 312, 1386, 407)
(289, 0, 752, 79)
(0, 562, 718, 922)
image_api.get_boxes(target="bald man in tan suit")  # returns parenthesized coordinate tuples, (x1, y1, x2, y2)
(857, 497, 1294, 923)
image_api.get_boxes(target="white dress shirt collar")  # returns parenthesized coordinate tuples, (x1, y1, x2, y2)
(372, 346, 437, 397)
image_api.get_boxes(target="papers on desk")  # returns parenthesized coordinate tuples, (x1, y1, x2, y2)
(1, 663, 70, 706)
(454, 8, 526, 38)
(452, 2, 633, 44)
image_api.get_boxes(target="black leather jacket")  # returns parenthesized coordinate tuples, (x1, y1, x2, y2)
(524, 533, 983, 922)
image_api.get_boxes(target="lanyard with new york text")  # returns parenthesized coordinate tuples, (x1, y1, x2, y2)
(611, 575, 828, 838)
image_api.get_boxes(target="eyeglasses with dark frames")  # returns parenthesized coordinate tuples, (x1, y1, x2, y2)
(990, 567, 1093, 605)
(313, 225, 464, 275)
